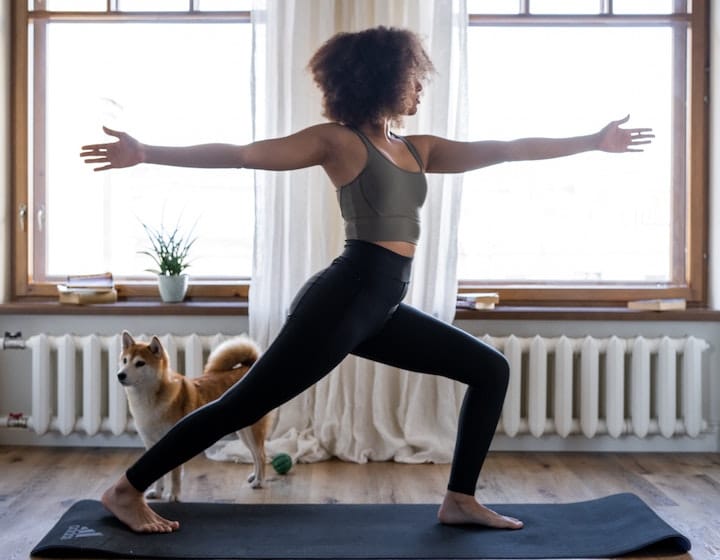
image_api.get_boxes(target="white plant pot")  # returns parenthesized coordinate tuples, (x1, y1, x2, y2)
(157, 274, 189, 303)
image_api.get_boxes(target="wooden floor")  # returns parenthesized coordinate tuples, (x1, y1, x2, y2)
(1, 446, 718, 560)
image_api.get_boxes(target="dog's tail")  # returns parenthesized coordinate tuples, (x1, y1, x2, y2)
(204, 336, 261, 373)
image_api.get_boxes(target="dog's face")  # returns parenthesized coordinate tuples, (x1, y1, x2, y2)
(117, 330, 169, 389)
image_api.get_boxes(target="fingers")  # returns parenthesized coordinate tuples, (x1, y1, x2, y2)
(626, 137, 652, 153)
(622, 124, 654, 153)
(614, 114, 630, 126)
(81, 156, 109, 164)
(80, 142, 111, 152)
(78, 159, 113, 171)
(79, 147, 107, 158)
(102, 125, 124, 139)
(82, 126, 124, 150)
(79, 126, 133, 171)
(80, 136, 115, 170)
(628, 131, 654, 147)
(79, 149, 109, 162)
(627, 129, 654, 140)
(612, 116, 654, 139)
(79, 151, 113, 171)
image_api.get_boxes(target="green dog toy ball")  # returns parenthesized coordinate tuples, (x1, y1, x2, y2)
(271, 453, 293, 475)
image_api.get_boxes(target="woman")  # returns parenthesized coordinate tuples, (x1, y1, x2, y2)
(81, 26, 653, 534)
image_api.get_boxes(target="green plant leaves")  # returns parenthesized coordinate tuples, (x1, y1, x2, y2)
(140, 222, 197, 276)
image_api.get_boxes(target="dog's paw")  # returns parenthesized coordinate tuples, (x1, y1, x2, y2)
(167, 493, 181, 502)
(145, 489, 160, 500)
(247, 472, 263, 489)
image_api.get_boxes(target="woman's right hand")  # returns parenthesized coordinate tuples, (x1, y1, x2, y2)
(80, 126, 144, 171)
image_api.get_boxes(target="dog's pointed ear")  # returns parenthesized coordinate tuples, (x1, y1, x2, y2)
(149, 336, 164, 356)
(121, 330, 134, 350)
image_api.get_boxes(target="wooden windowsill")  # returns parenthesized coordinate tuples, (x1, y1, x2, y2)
(455, 306, 720, 322)
(2, 299, 720, 321)
(0, 298, 249, 316)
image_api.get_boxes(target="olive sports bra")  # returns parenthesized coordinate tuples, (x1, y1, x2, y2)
(337, 128, 428, 244)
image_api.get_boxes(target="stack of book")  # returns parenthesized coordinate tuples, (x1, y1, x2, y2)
(57, 272, 117, 304)
(627, 298, 686, 311)
(456, 292, 499, 310)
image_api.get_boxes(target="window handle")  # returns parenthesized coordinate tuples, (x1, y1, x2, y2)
(37, 206, 45, 233)
(18, 204, 27, 232)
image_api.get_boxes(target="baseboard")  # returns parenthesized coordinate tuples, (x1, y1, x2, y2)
(489, 430, 720, 453)
(2, 427, 718, 453)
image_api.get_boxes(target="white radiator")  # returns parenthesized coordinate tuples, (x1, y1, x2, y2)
(1, 333, 711, 439)
(481, 335, 709, 438)
(15, 333, 229, 436)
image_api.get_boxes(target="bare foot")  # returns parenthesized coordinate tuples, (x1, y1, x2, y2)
(101, 475, 180, 533)
(438, 490, 523, 529)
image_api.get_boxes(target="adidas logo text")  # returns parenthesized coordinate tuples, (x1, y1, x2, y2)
(60, 524, 103, 540)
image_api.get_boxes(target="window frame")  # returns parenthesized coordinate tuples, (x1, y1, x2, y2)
(11, 1, 253, 301)
(460, 2, 709, 306)
(10, 1, 709, 307)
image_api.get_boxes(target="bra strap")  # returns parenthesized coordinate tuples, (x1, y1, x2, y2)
(396, 135, 425, 170)
(348, 126, 374, 150)
(350, 126, 424, 170)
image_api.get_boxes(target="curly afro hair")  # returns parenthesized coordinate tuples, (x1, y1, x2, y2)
(308, 26, 434, 127)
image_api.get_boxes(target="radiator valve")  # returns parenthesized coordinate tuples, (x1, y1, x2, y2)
(2, 331, 25, 350)
(6, 412, 29, 428)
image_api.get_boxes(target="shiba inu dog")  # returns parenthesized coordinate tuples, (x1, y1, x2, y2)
(117, 330, 274, 501)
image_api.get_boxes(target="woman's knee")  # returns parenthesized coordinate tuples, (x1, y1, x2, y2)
(492, 351, 510, 390)
(466, 343, 510, 391)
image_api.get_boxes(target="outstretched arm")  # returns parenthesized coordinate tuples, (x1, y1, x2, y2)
(414, 115, 654, 174)
(80, 125, 331, 172)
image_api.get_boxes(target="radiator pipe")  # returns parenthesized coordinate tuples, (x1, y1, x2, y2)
(1, 332, 26, 350)
(1, 333, 28, 428)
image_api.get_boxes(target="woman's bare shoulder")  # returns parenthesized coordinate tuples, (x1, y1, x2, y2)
(306, 122, 357, 143)
(312, 122, 364, 158)
(403, 133, 441, 166)
(306, 123, 366, 186)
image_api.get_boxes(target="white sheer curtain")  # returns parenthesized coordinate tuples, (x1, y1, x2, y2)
(209, 0, 469, 465)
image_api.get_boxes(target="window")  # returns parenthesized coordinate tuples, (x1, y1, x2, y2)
(13, 1, 255, 299)
(12, 1, 709, 306)
(459, 0, 709, 305)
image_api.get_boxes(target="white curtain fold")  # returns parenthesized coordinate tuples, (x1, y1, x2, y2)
(208, 0, 469, 466)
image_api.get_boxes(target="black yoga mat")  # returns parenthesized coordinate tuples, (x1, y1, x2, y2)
(32, 493, 690, 559)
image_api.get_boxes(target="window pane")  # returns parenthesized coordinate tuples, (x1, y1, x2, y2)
(530, 0, 601, 14)
(197, 0, 252, 10)
(41, 22, 254, 278)
(467, 0, 520, 14)
(118, 0, 189, 11)
(461, 26, 674, 283)
(44, 0, 107, 10)
(612, 0, 676, 14)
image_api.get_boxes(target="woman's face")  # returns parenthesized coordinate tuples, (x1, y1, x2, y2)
(403, 78, 423, 116)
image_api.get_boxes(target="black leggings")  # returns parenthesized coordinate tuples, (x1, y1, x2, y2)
(126, 240, 509, 496)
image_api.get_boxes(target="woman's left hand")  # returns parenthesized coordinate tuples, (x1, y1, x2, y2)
(597, 115, 654, 153)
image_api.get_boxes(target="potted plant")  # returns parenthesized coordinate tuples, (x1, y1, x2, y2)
(139, 221, 197, 303)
